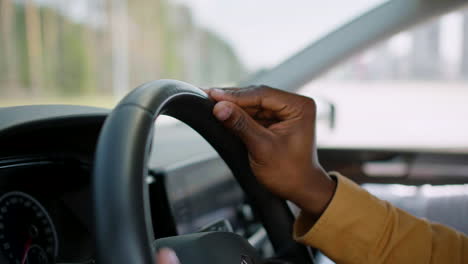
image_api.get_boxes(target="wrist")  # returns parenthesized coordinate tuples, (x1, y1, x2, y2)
(292, 169, 337, 220)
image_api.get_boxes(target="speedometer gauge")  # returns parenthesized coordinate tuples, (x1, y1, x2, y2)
(0, 192, 58, 264)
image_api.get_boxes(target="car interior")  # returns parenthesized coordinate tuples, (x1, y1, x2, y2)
(0, 0, 467, 263)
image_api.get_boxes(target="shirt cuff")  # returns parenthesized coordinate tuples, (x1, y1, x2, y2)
(293, 172, 390, 263)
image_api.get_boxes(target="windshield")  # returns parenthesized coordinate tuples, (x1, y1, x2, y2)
(0, 0, 386, 108)
(298, 8, 468, 150)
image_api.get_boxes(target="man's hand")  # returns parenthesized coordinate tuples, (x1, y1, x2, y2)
(207, 85, 336, 219)
(156, 248, 180, 264)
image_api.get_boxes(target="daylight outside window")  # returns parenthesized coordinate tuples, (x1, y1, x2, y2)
(0, 0, 386, 108)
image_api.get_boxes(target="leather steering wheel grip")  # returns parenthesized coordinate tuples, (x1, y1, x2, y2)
(93, 79, 314, 263)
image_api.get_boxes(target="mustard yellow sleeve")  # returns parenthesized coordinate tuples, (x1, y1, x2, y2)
(293, 172, 468, 264)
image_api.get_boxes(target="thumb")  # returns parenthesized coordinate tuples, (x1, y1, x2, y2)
(213, 101, 270, 147)
(156, 248, 180, 264)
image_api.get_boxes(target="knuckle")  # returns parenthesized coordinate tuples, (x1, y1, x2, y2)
(301, 97, 317, 116)
(248, 85, 270, 98)
(244, 85, 260, 95)
(246, 84, 268, 91)
(228, 89, 243, 98)
(303, 97, 317, 109)
(256, 84, 273, 93)
(304, 97, 316, 107)
(232, 114, 247, 132)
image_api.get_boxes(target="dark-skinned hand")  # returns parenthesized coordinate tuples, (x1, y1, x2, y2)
(156, 86, 336, 263)
(206, 85, 336, 219)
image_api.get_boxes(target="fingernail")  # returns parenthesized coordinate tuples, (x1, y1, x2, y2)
(159, 248, 180, 264)
(214, 103, 232, 121)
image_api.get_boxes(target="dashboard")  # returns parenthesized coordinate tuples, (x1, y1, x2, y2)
(164, 156, 250, 235)
(0, 105, 263, 264)
(0, 155, 95, 264)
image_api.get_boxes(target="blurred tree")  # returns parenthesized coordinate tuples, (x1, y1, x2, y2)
(159, 1, 183, 79)
(0, 0, 247, 102)
(0, 0, 19, 95)
(41, 6, 59, 93)
(13, 5, 31, 91)
(57, 17, 92, 95)
(25, 0, 44, 94)
(81, 25, 97, 95)
(127, 0, 164, 85)
(94, 0, 113, 95)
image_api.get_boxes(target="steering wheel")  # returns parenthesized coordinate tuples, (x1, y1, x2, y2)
(93, 80, 314, 264)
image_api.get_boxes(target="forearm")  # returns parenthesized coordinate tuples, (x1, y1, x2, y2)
(293, 172, 468, 264)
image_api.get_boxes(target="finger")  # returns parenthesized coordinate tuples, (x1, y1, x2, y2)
(156, 248, 180, 264)
(207, 93, 276, 123)
(207, 86, 305, 120)
(205, 87, 239, 98)
(216, 105, 278, 127)
(213, 101, 272, 148)
(231, 106, 280, 126)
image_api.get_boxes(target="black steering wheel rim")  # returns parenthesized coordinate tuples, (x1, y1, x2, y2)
(93, 79, 314, 263)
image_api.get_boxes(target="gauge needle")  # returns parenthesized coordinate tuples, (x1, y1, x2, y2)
(21, 237, 32, 264)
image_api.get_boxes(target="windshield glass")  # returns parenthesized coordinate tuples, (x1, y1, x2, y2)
(0, 0, 386, 107)
(299, 8, 468, 150)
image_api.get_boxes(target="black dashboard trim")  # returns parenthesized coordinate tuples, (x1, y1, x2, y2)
(0, 155, 91, 171)
(0, 105, 108, 134)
